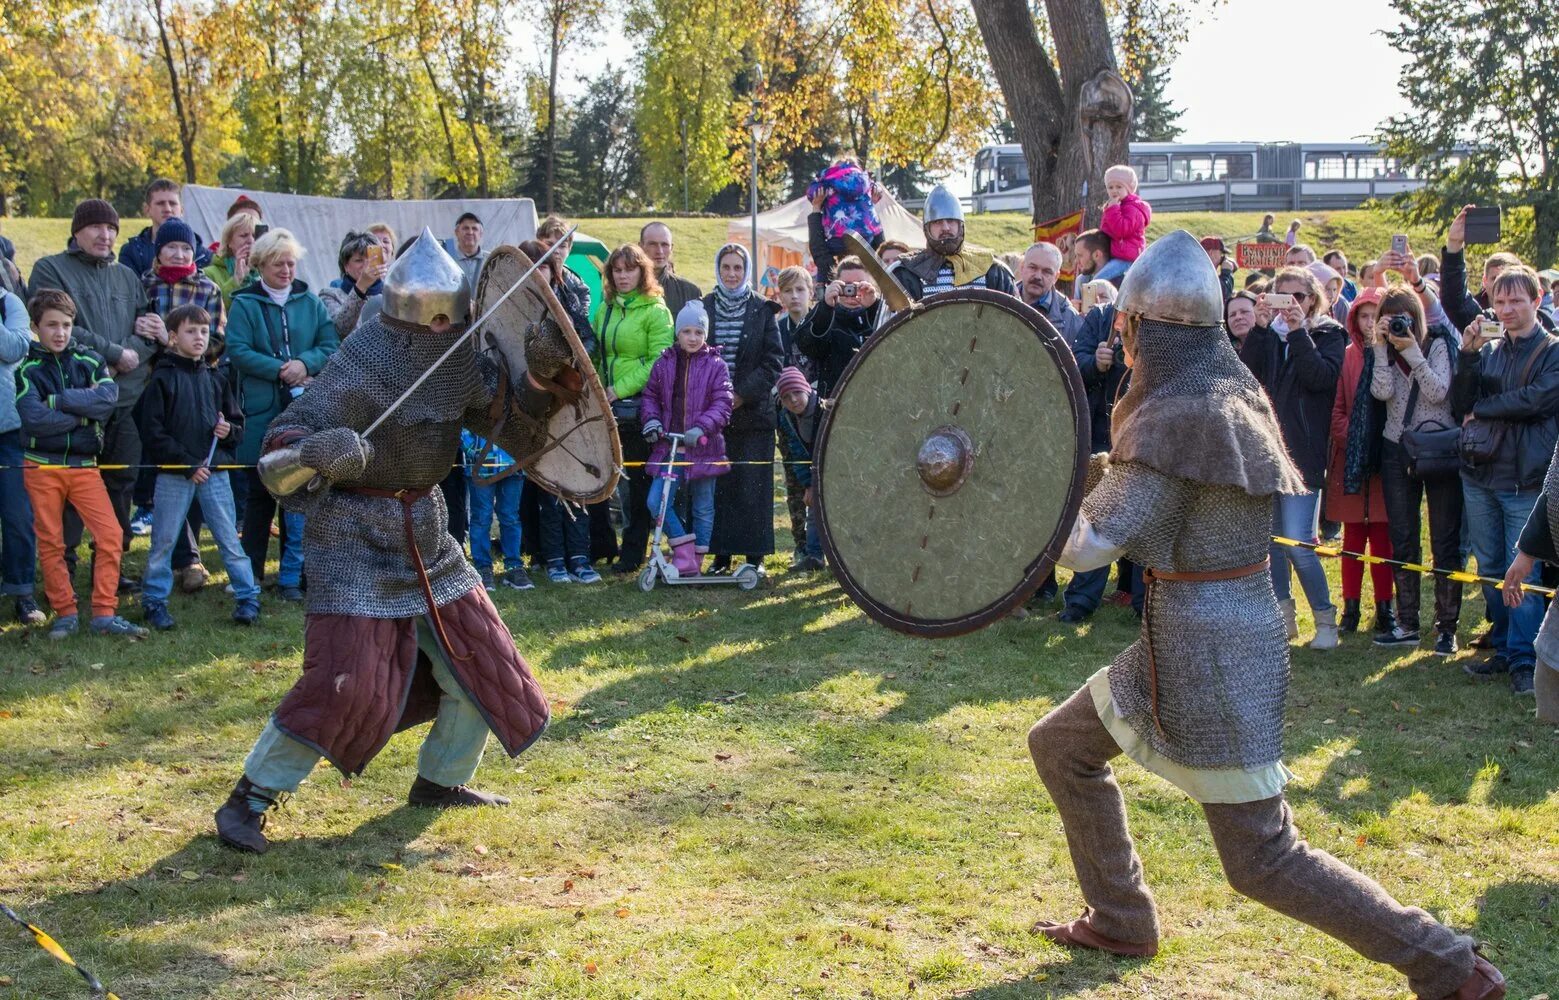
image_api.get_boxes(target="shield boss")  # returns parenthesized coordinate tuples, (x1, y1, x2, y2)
(817, 290, 1088, 636)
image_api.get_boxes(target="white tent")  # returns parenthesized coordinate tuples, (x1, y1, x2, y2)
(180, 185, 538, 291)
(725, 189, 925, 273)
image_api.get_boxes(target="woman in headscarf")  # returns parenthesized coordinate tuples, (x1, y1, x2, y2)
(703, 244, 783, 576)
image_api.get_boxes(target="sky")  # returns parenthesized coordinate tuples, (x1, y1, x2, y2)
(532, 0, 1414, 188)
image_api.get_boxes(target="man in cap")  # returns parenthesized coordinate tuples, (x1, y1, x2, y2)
(1200, 236, 1236, 303)
(890, 184, 1015, 302)
(1025, 230, 1505, 1000)
(214, 230, 578, 854)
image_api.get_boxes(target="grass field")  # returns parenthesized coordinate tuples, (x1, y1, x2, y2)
(2, 208, 1456, 294)
(1, 502, 1556, 999)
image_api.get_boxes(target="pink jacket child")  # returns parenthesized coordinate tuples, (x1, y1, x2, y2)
(641, 343, 735, 481)
(1100, 192, 1152, 263)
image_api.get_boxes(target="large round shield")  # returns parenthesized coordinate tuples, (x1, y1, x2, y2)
(474, 246, 620, 504)
(816, 289, 1089, 637)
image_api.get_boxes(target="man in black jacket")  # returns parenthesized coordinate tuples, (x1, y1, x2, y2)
(136, 304, 260, 630)
(118, 178, 212, 277)
(639, 221, 702, 317)
(796, 258, 882, 398)
(1451, 264, 1559, 696)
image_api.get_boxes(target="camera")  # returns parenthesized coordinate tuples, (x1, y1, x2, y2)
(1387, 314, 1413, 338)
(841, 282, 859, 297)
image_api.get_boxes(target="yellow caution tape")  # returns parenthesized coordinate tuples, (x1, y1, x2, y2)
(1270, 536, 1555, 597)
(2, 903, 120, 999)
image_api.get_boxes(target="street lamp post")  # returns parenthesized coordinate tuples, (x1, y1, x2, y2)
(746, 66, 772, 277)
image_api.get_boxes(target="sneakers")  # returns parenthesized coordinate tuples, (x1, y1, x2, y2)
(91, 615, 150, 638)
(130, 507, 154, 536)
(1464, 654, 1509, 678)
(178, 562, 210, 593)
(568, 560, 601, 584)
(479, 566, 497, 591)
(48, 614, 79, 641)
(501, 566, 535, 591)
(14, 596, 45, 625)
(232, 599, 261, 626)
(1433, 630, 1458, 656)
(546, 560, 571, 584)
(142, 601, 176, 631)
(1373, 626, 1420, 648)
(794, 556, 827, 572)
(1057, 606, 1090, 624)
(277, 585, 305, 603)
(1510, 667, 1535, 696)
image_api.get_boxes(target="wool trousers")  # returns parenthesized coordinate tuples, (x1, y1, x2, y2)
(1027, 685, 1474, 999)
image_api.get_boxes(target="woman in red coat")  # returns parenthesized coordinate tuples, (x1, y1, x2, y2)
(1324, 288, 1394, 637)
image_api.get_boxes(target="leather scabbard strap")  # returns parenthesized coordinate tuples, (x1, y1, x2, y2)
(1139, 558, 1270, 736)
(342, 485, 470, 662)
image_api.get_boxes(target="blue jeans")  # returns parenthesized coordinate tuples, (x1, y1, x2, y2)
(648, 475, 716, 548)
(1270, 490, 1333, 613)
(143, 472, 259, 604)
(467, 474, 522, 572)
(1462, 479, 1543, 668)
(0, 429, 36, 597)
(278, 511, 305, 588)
(539, 492, 591, 566)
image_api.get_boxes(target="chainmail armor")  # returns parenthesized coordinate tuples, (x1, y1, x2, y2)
(1085, 457, 1288, 771)
(265, 316, 550, 618)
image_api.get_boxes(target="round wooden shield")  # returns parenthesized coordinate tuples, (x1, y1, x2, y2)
(816, 289, 1089, 637)
(475, 246, 621, 505)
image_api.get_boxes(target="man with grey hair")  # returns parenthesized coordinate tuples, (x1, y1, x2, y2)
(1018, 241, 1083, 346)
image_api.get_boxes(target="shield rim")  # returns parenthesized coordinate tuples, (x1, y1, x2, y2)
(815, 288, 1090, 638)
(474, 245, 622, 505)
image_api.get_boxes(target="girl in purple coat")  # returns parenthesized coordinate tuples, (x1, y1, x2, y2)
(641, 301, 735, 577)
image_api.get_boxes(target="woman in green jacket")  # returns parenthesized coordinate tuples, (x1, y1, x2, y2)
(225, 228, 339, 583)
(203, 211, 260, 307)
(591, 243, 674, 573)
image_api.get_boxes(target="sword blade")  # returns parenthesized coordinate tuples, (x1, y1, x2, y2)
(843, 231, 913, 313)
(361, 227, 578, 439)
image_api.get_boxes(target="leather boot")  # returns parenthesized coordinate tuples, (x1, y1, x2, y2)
(1279, 598, 1298, 640)
(1372, 600, 1398, 638)
(1339, 598, 1361, 632)
(408, 776, 510, 808)
(1308, 607, 1339, 650)
(1032, 908, 1157, 958)
(669, 535, 700, 578)
(1430, 954, 1505, 1000)
(214, 776, 278, 854)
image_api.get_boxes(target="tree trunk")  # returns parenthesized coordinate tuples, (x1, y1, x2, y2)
(150, 0, 198, 183)
(973, 0, 1131, 227)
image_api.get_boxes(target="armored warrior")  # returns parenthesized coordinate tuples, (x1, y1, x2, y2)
(1030, 231, 1505, 999)
(890, 185, 1015, 302)
(215, 232, 578, 853)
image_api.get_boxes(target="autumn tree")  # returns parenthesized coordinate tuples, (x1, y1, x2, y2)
(1380, 0, 1559, 267)
(526, 0, 605, 213)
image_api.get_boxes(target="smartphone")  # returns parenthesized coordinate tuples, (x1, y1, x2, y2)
(365, 243, 386, 269)
(1464, 206, 1501, 245)
(1081, 282, 1099, 311)
(1391, 234, 1409, 257)
(1264, 292, 1295, 310)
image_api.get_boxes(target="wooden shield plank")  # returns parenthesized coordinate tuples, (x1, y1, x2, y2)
(816, 290, 1089, 637)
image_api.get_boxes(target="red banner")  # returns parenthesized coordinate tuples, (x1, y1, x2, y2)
(1236, 241, 1288, 271)
(1033, 210, 1086, 282)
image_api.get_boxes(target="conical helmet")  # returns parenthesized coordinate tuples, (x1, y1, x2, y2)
(922, 184, 964, 225)
(1115, 229, 1224, 326)
(383, 227, 471, 328)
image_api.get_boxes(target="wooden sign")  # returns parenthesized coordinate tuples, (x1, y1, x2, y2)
(1236, 241, 1287, 270)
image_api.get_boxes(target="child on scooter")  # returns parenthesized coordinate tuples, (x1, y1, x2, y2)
(640, 301, 734, 576)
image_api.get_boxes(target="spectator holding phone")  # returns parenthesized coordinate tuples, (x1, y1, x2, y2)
(1240, 267, 1346, 649)
(204, 211, 260, 306)
(318, 231, 387, 332)
(1441, 205, 1557, 334)
(1451, 265, 1559, 696)
(797, 257, 882, 399)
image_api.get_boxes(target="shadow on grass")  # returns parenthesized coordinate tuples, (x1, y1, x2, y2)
(1474, 880, 1559, 991)
(945, 950, 1146, 998)
(4, 806, 440, 999)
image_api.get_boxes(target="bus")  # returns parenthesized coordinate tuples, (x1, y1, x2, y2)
(967, 141, 1468, 214)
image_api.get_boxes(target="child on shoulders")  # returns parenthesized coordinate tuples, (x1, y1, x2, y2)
(1099, 164, 1152, 264)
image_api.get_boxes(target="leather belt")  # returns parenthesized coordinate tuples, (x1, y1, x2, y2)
(341, 485, 469, 662)
(1139, 558, 1270, 736)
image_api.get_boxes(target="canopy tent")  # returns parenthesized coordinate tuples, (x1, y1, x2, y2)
(180, 185, 538, 291)
(725, 191, 925, 296)
(566, 233, 609, 312)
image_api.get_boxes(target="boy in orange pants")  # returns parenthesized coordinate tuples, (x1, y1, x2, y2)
(16, 290, 148, 639)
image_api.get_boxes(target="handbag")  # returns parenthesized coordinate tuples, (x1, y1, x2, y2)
(1398, 381, 1461, 481)
(1458, 334, 1554, 467)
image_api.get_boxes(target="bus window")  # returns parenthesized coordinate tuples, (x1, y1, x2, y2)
(1352, 156, 1386, 178)
(1305, 154, 1347, 179)
(998, 155, 1029, 191)
(1131, 154, 1168, 183)
(1216, 154, 1254, 179)
(1171, 154, 1214, 182)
